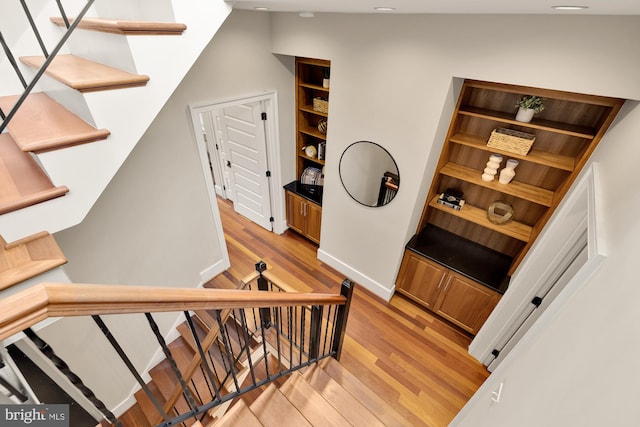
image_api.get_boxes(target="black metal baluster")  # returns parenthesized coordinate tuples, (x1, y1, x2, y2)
(23, 328, 121, 427)
(288, 307, 293, 367)
(300, 307, 306, 365)
(183, 312, 221, 401)
(20, 0, 49, 57)
(258, 309, 270, 380)
(321, 305, 334, 355)
(238, 308, 258, 386)
(309, 305, 323, 361)
(55, 0, 71, 28)
(0, 0, 95, 134)
(274, 306, 283, 372)
(145, 313, 198, 412)
(92, 315, 170, 423)
(214, 311, 240, 391)
(0, 31, 28, 89)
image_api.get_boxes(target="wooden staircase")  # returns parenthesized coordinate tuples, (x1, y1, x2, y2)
(115, 306, 412, 427)
(0, 17, 190, 291)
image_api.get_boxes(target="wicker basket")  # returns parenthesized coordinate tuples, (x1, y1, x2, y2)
(312, 97, 329, 114)
(487, 128, 536, 155)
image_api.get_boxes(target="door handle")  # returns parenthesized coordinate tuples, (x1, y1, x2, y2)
(226, 160, 231, 167)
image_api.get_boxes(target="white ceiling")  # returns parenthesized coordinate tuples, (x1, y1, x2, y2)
(225, 0, 640, 15)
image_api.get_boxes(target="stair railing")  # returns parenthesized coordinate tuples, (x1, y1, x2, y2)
(0, 0, 95, 132)
(0, 261, 355, 427)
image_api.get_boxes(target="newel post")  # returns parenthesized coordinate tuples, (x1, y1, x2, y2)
(331, 278, 355, 361)
(255, 260, 271, 328)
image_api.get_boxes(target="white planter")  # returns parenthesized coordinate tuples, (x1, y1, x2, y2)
(515, 107, 535, 123)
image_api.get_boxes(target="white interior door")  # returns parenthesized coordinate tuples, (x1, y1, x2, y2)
(199, 111, 227, 198)
(213, 101, 273, 231)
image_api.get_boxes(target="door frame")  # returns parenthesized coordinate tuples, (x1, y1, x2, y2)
(468, 163, 608, 367)
(189, 90, 286, 235)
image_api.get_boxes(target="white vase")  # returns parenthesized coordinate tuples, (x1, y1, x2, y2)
(481, 154, 503, 182)
(499, 159, 519, 184)
(515, 107, 535, 123)
(323, 78, 330, 89)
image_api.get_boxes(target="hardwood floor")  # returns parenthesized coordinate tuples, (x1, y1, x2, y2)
(207, 199, 490, 427)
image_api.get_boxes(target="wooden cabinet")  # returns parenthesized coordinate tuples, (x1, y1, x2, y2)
(396, 251, 447, 310)
(285, 190, 322, 244)
(295, 57, 330, 179)
(286, 57, 330, 244)
(433, 273, 500, 334)
(396, 251, 499, 334)
(396, 79, 623, 335)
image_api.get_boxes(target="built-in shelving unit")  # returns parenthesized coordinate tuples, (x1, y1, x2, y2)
(419, 80, 624, 274)
(396, 79, 624, 335)
(284, 57, 331, 244)
(295, 57, 330, 178)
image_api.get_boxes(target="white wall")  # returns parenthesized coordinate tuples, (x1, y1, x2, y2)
(270, 13, 640, 301)
(49, 10, 294, 412)
(268, 12, 640, 426)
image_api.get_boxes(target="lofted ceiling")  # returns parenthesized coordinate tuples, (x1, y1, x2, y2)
(225, 0, 640, 15)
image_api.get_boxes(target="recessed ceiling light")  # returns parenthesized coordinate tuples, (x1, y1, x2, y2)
(374, 7, 396, 11)
(552, 5, 589, 10)
(299, 11, 315, 17)
(254, 7, 269, 11)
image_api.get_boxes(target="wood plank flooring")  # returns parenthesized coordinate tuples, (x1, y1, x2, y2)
(206, 199, 490, 426)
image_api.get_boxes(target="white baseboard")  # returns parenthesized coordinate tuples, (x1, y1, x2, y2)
(317, 249, 394, 301)
(199, 258, 229, 285)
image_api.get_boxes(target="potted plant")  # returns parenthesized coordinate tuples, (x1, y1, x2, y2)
(515, 95, 545, 122)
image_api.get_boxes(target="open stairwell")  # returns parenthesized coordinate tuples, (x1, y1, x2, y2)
(115, 303, 412, 427)
(0, 0, 231, 293)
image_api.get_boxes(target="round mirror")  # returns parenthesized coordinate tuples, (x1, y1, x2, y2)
(339, 141, 400, 207)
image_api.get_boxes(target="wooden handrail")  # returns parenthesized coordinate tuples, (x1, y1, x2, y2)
(0, 283, 346, 341)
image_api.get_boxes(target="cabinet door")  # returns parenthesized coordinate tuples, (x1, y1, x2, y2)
(395, 252, 447, 310)
(305, 201, 322, 244)
(285, 191, 305, 235)
(433, 272, 500, 334)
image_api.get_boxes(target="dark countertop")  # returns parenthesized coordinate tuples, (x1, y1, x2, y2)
(284, 181, 323, 206)
(406, 224, 512, 294)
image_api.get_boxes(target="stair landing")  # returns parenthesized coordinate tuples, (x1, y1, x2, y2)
(0, 92, 110, 153)
(20, 54, 150, 93)
(213, 357, 413, 427)
(0, 133, 68, 215)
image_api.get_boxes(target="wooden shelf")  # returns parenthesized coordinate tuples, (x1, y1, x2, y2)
(299, 125, 327, 140)
(439, 163, 554, 207)
(449, 133, 575, 171)
(299, 105, 328, 117)
(298, 153, 325, 166)
(458, 107, 597, 139)
(428, 196, 532, 242)
(299, 82, 330, 93)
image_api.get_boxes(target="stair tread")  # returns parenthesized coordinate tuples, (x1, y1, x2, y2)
(303, 364, 386, 427)
(0, 231, 67, 291)
(320, 358, 413, 427)
(20, 54, 150, 93)
(50, 17, 187, 35)
(0, 133, 68, 215)
(0, 92, 110, 153)
(279, 373, 351, 426)
(213, 400, 263, 427)
(133, 381, 166, 425)
(249, 383, 311, 427)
